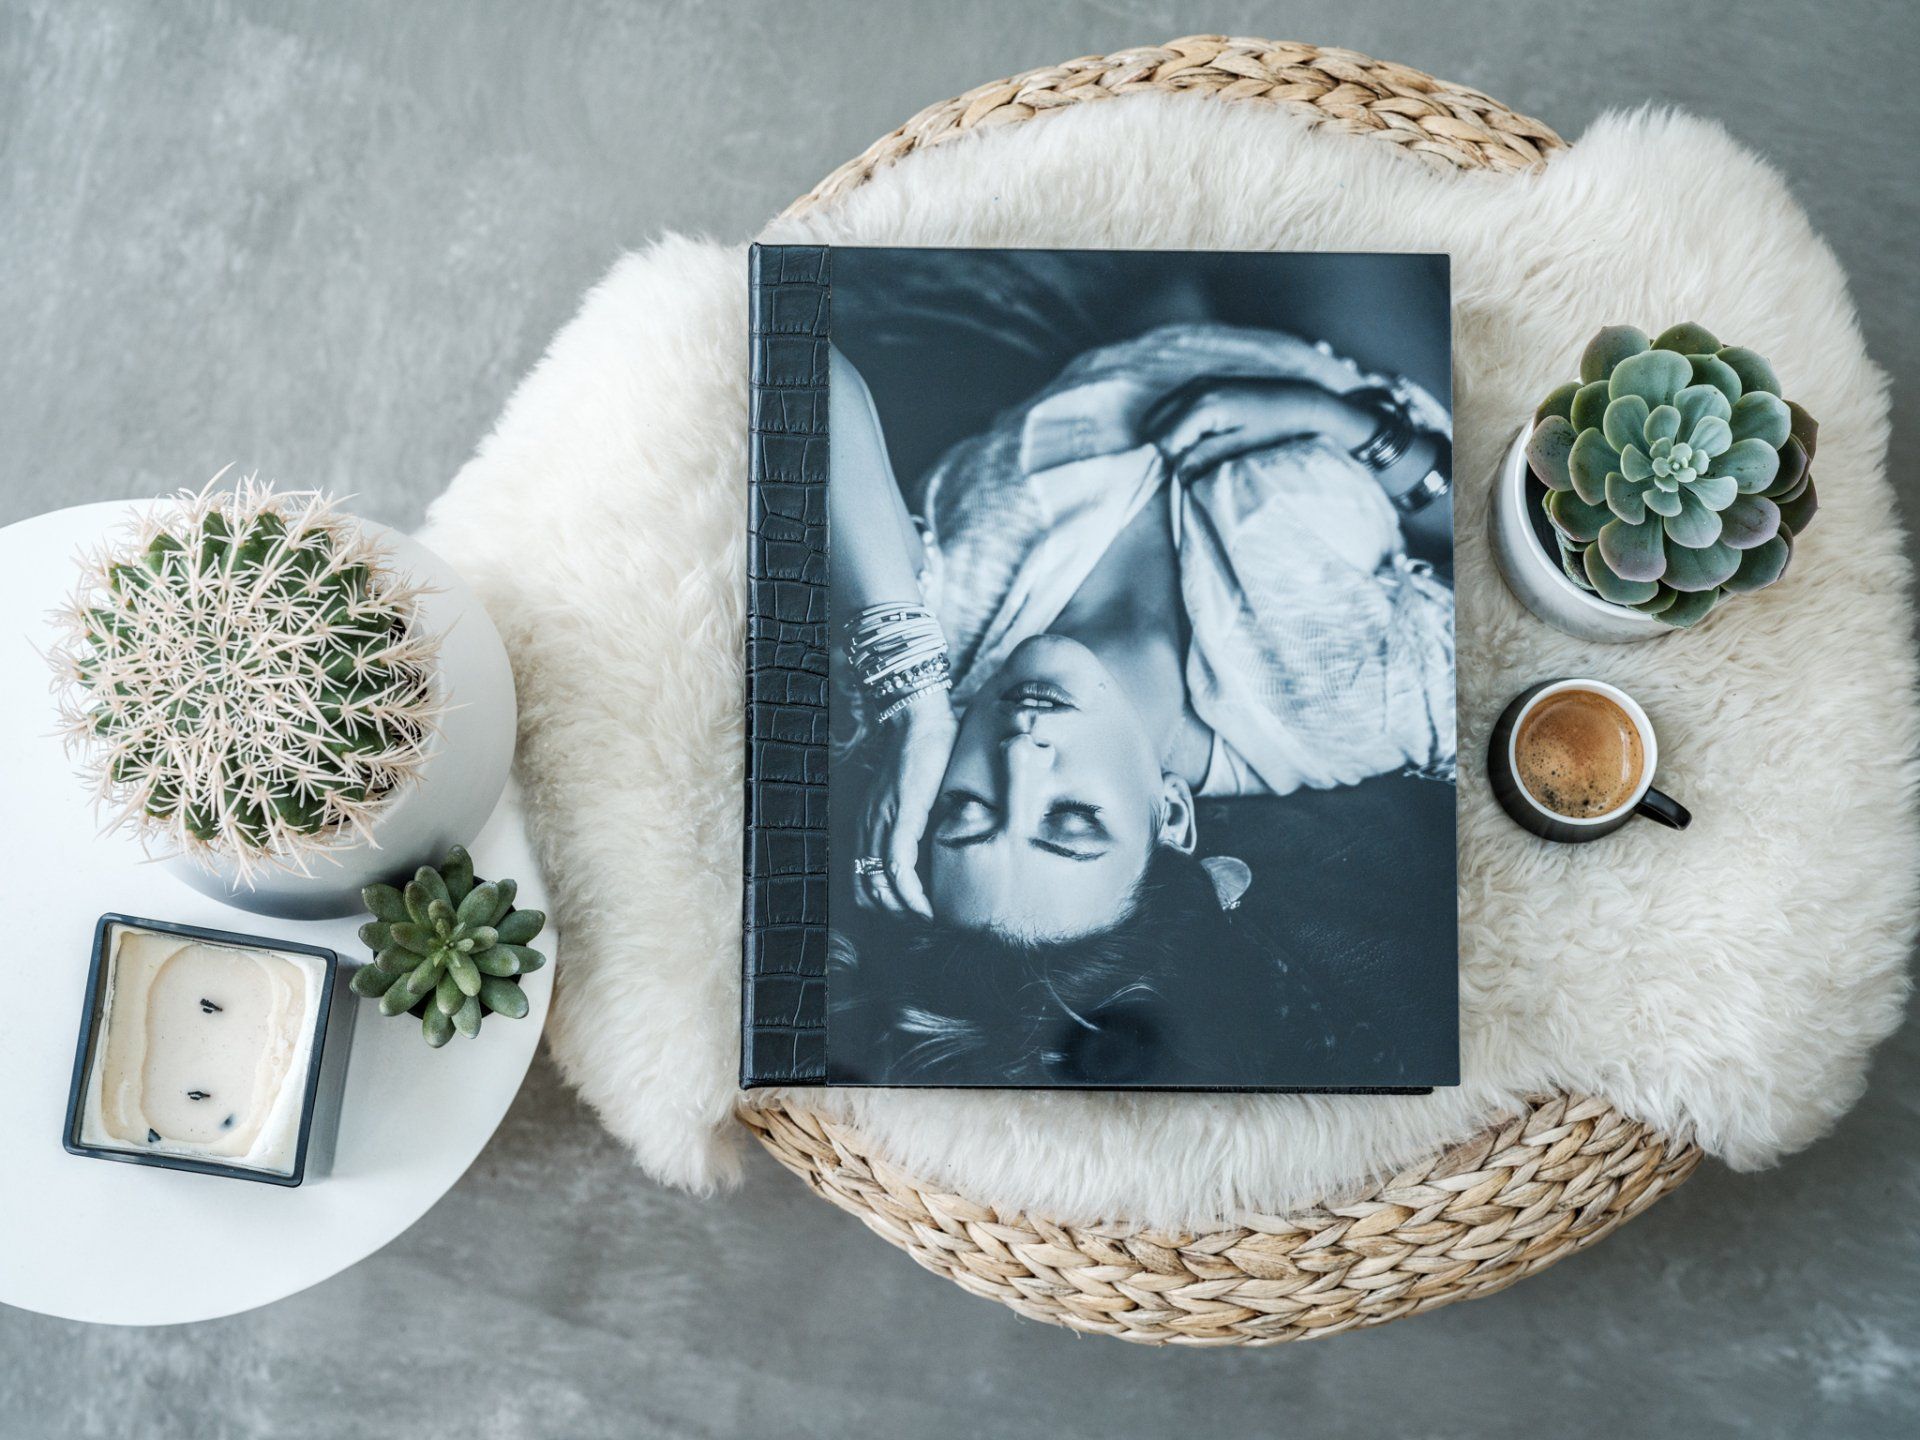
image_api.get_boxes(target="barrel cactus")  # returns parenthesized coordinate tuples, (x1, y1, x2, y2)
(49, 476, 442, 877)
(1526, 323, 1818, 628)
(349, 846, 546, 1047)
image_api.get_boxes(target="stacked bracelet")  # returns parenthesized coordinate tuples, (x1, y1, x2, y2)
(1346, 387, 1416, 474)
(845, 603, 952, 724)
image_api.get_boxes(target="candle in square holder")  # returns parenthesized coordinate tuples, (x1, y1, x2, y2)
(65, 916, 353, 1186)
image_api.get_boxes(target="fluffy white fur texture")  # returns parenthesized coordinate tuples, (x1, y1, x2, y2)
(421, 97, 1917, 1228)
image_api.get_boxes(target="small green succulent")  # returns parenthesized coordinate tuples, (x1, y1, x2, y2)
(348, 845, 546, 1047)
(1526, 323, 1819, 628)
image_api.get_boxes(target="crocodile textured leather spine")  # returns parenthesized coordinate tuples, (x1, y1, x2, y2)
(742, 245, 832, 1086)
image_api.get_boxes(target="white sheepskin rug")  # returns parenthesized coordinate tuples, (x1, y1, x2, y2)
(420, 97, 1917, 1228)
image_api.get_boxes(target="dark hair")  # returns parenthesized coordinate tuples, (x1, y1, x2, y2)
(828, 847, 1274, 1084)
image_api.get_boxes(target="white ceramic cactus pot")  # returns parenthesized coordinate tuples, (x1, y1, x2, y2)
(168, 524, 518, 920)
(1489, 426, 1669, 645)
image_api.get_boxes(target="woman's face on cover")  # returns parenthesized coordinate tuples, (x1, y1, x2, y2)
(929, 635, 1181, 939)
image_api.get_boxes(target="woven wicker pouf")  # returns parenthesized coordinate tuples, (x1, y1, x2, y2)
(740, 37, 1703, 1347)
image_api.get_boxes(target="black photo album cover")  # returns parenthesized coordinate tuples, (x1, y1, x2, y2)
(744, 245, 1458, 1091)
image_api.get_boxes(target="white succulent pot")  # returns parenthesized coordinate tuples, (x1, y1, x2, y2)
(168, 524, 518, 920)
(1489, 426, 1669, 645)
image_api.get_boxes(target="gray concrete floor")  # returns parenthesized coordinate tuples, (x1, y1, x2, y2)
(4, 2, 1918, 1436)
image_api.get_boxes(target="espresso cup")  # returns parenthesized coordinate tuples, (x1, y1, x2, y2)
(1487, 678, 1690, 842)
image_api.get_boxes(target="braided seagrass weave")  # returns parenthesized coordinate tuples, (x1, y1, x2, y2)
(745, 37, 1699, 1346)
(783, 36, 1566, 219)
(741, 1095, 1700, 1346)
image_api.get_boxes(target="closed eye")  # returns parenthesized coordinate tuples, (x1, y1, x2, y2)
(933, 793, 1112, 861)
(1035, 802, 1109, 861)
(934, 789, 996, 847)
(1044, 801, 1107, 842)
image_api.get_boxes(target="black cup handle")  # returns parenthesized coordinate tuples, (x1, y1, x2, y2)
(1636, 786, 1691, 831)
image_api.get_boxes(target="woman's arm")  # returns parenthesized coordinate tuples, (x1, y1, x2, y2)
(1146, 378, 1452, 567)
(828, 346, 957, 919)
(829, 345, 928, 613)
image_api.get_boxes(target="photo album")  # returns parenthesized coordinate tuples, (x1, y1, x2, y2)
(743, 245, 1459, 1092)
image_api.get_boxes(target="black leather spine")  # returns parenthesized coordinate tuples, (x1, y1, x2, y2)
(741, 244, 831, 1087)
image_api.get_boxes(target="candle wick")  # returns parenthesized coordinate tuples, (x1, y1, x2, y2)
(186, 1089, 211, 1101)
(199, 998, 223, 1013)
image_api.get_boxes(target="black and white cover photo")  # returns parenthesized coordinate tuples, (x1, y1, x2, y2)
(810, 247, 1457, 1089)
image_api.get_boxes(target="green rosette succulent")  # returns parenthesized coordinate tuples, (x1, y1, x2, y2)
(348, 845, 547, 1047)
(1526, 322, 1819, 628)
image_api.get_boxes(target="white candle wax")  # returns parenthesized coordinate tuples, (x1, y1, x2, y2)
(79, 925, 324, 1177)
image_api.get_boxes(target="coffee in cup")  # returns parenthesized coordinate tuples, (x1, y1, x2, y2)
(1487, 678, 1690, 842)
(1513, 688, 1645, 819)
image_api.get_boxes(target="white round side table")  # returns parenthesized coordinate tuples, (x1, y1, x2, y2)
(0, 502, 554, 1326)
